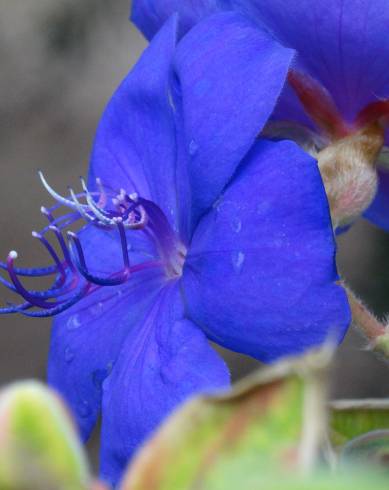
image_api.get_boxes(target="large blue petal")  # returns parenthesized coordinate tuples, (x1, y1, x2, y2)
(131, 0, 231, 40)
(88, 15, 179, 228)
(48, 225, 164, 440)
(234, 0, 389, 121)
(183, 139, 351, 362)
(364, 167, 389, 231)
(99, 282, 229, 486)
(174, 12, 294, 232)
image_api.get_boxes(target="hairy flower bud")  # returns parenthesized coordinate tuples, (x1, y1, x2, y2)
(318, 122, 384, 228)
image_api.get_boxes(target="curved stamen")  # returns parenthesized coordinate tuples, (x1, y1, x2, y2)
(0, 275, 16, 292)
(80, 177, 112, 225)
(40, 206, 54, 223)
(0, 302, 32, 314)
(0, 262, 58, 277)
(32, 231, 67, 285)
(1, 173, 186, 317)
(39, 171, 82, 212)
(67, 231, 130, 286)
(40, 211, 80, 236)
(0, 270, 66, 299)
(95, 177, 107, 208)
(114, 218, 130, 269)
(48, 226, 74, 272)
(18, 284, 91, 317)
(68, 187, 96, 223)
(6, 252, 63, 309)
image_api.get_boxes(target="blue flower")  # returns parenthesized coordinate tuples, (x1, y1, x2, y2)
(132, 0, 389, 232)
(0, 13, 350, 486)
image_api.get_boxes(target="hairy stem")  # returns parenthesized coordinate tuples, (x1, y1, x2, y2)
(343, 283, 389, 358)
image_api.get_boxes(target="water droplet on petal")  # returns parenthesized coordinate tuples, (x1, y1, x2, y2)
(231, 217, 242, 233)
(67, 314, 81, 330)
(64, 346, 75, 363)
(91, 302, 104, 317)
(189, 139, 199, 156)
(106, 361, 114, 374)
(92, 362, 114, 391)
(92, 370, 106, 391)
(78, 400, 92, 418)
(231, 251, 245, 274)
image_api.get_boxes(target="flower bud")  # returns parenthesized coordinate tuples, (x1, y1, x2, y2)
(373, 330, 389, 358)
(0, 380, 90, 489)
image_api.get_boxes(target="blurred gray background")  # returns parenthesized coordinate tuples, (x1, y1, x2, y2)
(0, 0, 388, 467)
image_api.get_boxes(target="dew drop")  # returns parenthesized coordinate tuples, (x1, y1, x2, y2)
(189, 139, 199, 156)
(92, 369, 106, 391)
(92, 361, 114, 391)
(230, 217, 242, 233)
(78, 400, 92, 418)
(64, 346, 75, 363)
(231, 251, 245, 274)
(67, 314, 81, 331)
(91, 302, 104, 317)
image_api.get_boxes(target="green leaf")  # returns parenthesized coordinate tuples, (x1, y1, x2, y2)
(329, 399, 389, 447)
(121, 349, 333, 490)
(0, 380, 90, 490)
(202, 468, 389, 490)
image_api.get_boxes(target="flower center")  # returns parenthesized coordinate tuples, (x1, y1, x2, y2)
(264, 70, 388, 229)
(0, 174, 186, 317)
(109, 187, 187, 278)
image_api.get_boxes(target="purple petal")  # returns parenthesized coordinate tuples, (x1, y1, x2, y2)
(88, 15, 179, 226)
(48, 225, 164, 440)
(235, 0, 389, 121)
(131, 0, 230, 40)
(174, 12, 294, 230)
(99, 282, 229, 486)
(364, 167, 389, 230)
(183, 139, 351, 362)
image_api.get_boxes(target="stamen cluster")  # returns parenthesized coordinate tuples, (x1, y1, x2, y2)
(0, 173, 186, 317)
